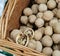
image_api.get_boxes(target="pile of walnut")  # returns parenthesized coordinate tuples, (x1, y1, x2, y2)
(10, 0, 60, 56)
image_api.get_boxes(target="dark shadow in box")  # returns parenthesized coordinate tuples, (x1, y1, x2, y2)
(2, 0, 30, 38)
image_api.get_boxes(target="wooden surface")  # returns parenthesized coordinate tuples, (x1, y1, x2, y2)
(6, 0, 30, 37)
